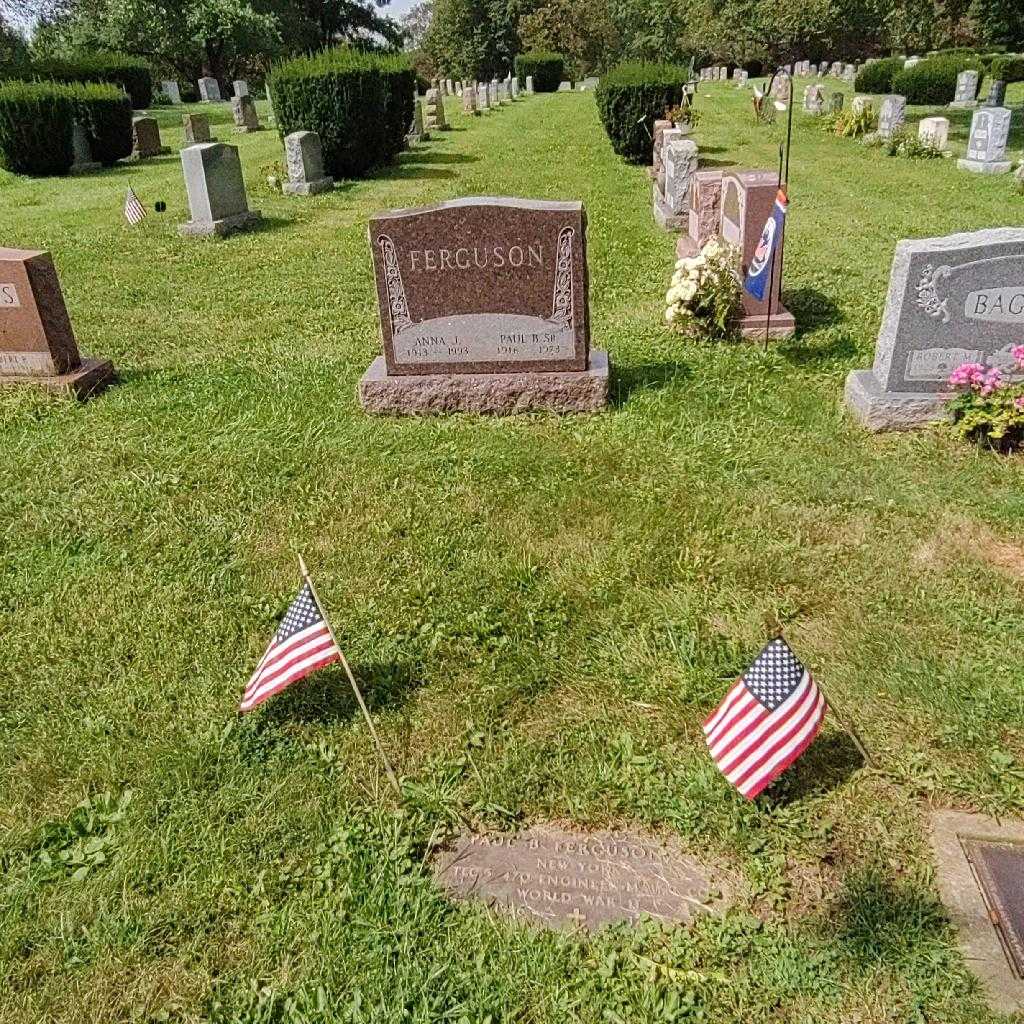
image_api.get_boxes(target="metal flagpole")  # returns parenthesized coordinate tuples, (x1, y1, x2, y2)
(764, 142, 784, 349)
(299, 555, 402, 796)
(774, 630, 875, 768)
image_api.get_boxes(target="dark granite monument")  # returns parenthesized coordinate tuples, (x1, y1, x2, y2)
(846, 228, 1024, 430)
(0, 248, 114, 397)
(434, 827, 729, 931)
(360, 197, 609, 415)
(719, 170, 795, 338)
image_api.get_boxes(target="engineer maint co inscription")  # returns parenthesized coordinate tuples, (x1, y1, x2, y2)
(433, 827, 728, 931)
(368, 198, 591, 375)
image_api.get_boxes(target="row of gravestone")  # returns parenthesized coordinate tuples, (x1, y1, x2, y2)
(158, 77, 261, 105)
(701, 61, 857, 83)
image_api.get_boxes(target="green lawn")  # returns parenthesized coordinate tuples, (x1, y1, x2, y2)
(2, 84, 1024, 1023)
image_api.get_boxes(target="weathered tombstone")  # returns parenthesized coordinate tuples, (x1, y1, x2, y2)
(719, 170, 795, 338)
(878, 94, 906, 138)
(650, 118, 672, 182)
(462, 85, 479, 116)
(282, 131, 334, 196)
(360, 197, 609, 416)
(904, 55, 921, 69)
(828, 91, 844, 114)
(580, 77, 599, 91)
(918, 116, 949, 151)
(447, 78, 455, 95)
(984, 79, 1007, 108)
(843, 63, 857, 81)
(232, 79, 249, 97)
(676, 170, 724, 259)
(408, 97, 428, 142)
(958, 107, 1012, 174)
(845, 228, 1024, 430)
(423, 87, 448, 131)
(70, 123, 100, 174)
(851, 94, 871, 115)
(735, 70, 749, 88)
(526, 75, 534, 94)
(178, 143, 262, 237)
(511, 78, 520, 99)
(183, 112, 215, 145)
(131, 116, 169, 159)
(803, 83, 824, 115)
(231, 93, 262, 132)
(198, 77, 221, 102)
(830, 60, 843, 77)
(654, 136, 698, 230)
(817, 63, 827, 77)
(161, 80, 182, 104)
(434, 827, 730, 931)
(950, 70, 979, 109)
(558, 81, 572, 91)
(0, 247, 114, 397)
(265, 82, 275, 126)
(477, 81, 490, 112)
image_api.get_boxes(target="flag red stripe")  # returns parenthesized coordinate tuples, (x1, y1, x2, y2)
(706, 691, 765, 754)
(249, 621, 330, 681)
(244, 633, 337, 698)
(708, 699, 772, 765)
(245, 629, 335, 692)
(239, 651, 341, 712)
(739, 702, 825, 799)
(713, 678, 811, 773)
(703, 679, 745, 730)
(731, 689, 825, 794)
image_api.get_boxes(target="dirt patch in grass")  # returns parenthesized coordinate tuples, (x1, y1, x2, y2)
(915, 519, 1024, 582)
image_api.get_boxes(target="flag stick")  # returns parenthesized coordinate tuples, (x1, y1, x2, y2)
(764, 142, 783, 350)
(299, 555, 402, 796)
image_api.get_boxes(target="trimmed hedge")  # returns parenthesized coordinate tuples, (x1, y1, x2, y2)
(990, 54, 1024, 83)
(853, 56, 903, 94)
(0, 53, 152, 108)
(0, 80, 130, 174)
(595, 62, 689, 163)
(269, 48, 413, 180)
(515, 51, 565, 92)
(891, 54, 984, 105)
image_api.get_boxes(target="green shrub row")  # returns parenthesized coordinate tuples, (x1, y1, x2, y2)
(990, 54, 1024, 83)
(0, 52, 152, 108)
(268, 48, 413, 180)
(595, 62, 690, 163)
(891, 54, 984, 104)
(514, 51, 565, 93)
(853, 56, 904, 94)
(0, 80, 131, 175)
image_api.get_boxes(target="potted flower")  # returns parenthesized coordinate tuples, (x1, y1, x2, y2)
(946, 346, 1024, 452)
(664, 238, 742, 339)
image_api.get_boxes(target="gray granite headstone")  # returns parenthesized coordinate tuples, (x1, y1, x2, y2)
(950, 70, 979, 109)
(828, 91, 844, 114)
(231, 93, 262, 132)
(178, 143, 262, 237)
(433, 827, 729, 931)
(735, 70, 748, 88)
(131, 116, 168, 159)
(654, 135, 698, 229)
(878, 94, 906, 138)
(558, 81, 572, 92)
(846, 228, 1024, 430)
(161, 80, 182, 104)
(232, 79, 249, 97)
(183, 112, 214, 145)
(525, 75, 534, 94)
(918, 116, 949, 151)
(984, 80, 1007, 108)
(70, 122, 100, 174)
(282, 131, 334, 196)
(462, 85, 479, 116)
(958, 107, 1012, 174)
(803, 83, 824, 114)
(198, 77, 221, 102)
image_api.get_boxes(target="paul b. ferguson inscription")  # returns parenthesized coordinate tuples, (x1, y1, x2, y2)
(846, 228, 1024, 431)
(433, 827, 728, 931)
(360, 197, 609, 415)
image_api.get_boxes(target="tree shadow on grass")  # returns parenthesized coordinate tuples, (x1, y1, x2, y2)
(820, 866, 952, 970)
(611, 360, 693, 406)
(698, 157, 737, 168)
(757, 730, 865, 806)
(261, 660, 423, 725)
(784, 286, 843, 331)
(400, 151, 480, 165)
(386, 166, 458, 181)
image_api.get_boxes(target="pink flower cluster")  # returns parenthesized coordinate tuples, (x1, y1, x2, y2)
(948, 345, 1024, 396)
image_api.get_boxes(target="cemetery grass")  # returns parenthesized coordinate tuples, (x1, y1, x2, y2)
(1, 87, 1023, 1024)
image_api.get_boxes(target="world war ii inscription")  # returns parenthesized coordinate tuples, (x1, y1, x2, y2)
(434, 827, 728, 931)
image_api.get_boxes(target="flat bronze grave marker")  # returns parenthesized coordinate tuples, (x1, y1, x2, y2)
(434, 827, 728, 931)
(965, 840, 1024, 979)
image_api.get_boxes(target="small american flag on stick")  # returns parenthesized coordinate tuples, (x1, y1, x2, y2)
(124, 184, 146, 226)
(704, 637, 826, 799)
(240, 580, 341, 713)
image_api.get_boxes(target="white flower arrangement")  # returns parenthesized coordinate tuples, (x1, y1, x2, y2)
(664, 238, 742, 338)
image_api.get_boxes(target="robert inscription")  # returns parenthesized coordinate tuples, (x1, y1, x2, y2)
(368, 197, 591, 375)
(434, 827, 728, 931)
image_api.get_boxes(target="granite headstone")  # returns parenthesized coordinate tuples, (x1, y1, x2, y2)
(958, 107, 1012, 174)
(178, 143, 262, 237)
(282, 131, 334, 196)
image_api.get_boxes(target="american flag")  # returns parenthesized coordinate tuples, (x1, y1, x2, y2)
(240, 582, 341, 713)
(703, 637, 826, 799)
(124, 185, 146, 226)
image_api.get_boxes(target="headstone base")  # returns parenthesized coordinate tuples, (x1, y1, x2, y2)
(0, 356, 115, 399)
(736, 308, 796, 340)
(957, 158, 1011, 175)
(70, 161, 101, 175)
(676, 235, 700, 259)
(131, 147, 171, 160)
(232, 125, 264, 134)
(359, 351, 610, 416)
(949, 100, 978, 109)
(844, 369, 948, 431)
(283, 177, 334, 196)
(652, 185, 686, 230)
(178, 210, 263, 237)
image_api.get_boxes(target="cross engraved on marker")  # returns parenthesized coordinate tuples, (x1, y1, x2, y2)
(567, 907, 588, 929)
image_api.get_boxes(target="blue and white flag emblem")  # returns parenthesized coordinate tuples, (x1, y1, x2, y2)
(743, 189, 788, 302)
